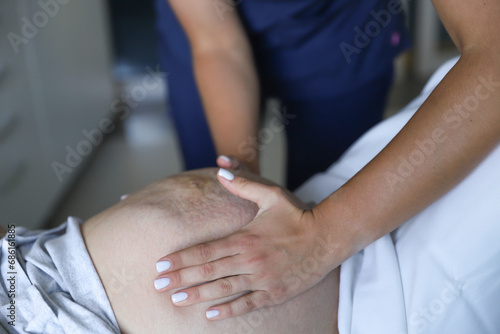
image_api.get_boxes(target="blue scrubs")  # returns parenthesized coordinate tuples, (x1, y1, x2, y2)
(155, 0, 410, 189)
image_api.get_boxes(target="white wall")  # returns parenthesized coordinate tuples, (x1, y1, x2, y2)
(0, 0, 114, 229)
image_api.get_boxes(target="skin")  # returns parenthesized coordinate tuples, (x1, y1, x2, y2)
(156, 0, 500, 321)
(81, 169, 339, 333)
(167, 0, 261, 172)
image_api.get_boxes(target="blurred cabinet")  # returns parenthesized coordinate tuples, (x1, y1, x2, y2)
(0, 0, 114, 229)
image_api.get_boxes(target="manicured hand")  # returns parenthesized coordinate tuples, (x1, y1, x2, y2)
(216, 155, 258, 174)
(154, 169, 335, 320)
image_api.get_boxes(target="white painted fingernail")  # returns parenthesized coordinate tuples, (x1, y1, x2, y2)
(154, 277, 170, 290)
(218, 168, 234, 181)
(120, 194, 128, 200)
(206, 309, 220, 319)
(156, 260, 172, 273)
(219, 155, 231, 163)
(171, 291, 188, 303)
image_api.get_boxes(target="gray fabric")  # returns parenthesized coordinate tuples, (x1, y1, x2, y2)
(0, 217, 119, 333)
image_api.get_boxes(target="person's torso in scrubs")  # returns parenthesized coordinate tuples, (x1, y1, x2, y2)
(155, 0, 410, 188)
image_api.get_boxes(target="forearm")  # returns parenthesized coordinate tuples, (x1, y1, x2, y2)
(314, 49, 500, 266)
(193, 47, 260, 172)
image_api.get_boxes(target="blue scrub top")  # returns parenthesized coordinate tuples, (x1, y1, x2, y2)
(157, 0, 410, 98)
(235, 0, 410, 98)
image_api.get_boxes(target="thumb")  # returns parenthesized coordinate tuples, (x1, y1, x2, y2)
(217, 168, 275, 208)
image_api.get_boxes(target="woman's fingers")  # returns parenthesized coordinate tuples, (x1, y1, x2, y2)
(216, 155, 247, 172)
(216, 155, 254, 173)
(217, 168, 281, 210)
(205, 290, 271, 320)
(156, 236, 238, 275)
(216, 155, 234, 169)
(168, 275, 252, 306)
(153, 170, 328, 321)
(154, 255, 247, 292)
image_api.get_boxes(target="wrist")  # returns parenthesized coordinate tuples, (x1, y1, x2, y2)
(310, 188, 366, 269)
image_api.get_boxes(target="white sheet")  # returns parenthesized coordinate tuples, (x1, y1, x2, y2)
(296, 57, 500, 333)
